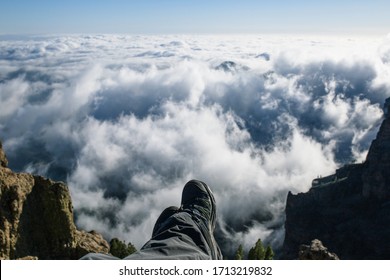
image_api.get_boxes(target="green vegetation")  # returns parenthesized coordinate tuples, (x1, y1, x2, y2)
(264, 245, 274, 260)
(248, 239, 265, 260)
(109, 238, 137, 258)
(234, 244, 244, 260)
(234, 238, 274, 260)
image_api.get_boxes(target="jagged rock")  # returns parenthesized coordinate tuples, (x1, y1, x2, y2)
(17, 256, 38, 260)
(299, 239, 339, 260)
(0, 141, 7, 167)
(74, 230, 110, 258)
(362, 117, 390, 200)
(282, 99, 390, 259)
(0, 142, 109, 259)
(216, 61, 250, 72)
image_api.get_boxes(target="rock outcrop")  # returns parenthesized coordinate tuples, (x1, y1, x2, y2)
(0, 141, 109, 259)
(362, 112, 390, 200)
(298, 239, 339, 260)
(0, 141, 7, 168)
(283, 100, 390, 260)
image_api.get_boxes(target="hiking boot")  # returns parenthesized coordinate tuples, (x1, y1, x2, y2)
(180, 179, 216, 231)
(180, 179, 221, 259)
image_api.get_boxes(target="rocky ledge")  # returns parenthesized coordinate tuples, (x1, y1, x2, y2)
(298, 239, 339, 260)
(0, 141, 109, 259)
(282, 100, 390, 259)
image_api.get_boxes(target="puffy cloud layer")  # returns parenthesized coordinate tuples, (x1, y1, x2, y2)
(1, 34, 389, 256)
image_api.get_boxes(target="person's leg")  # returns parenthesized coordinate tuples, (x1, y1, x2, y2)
(152, 206, 179, 237)
(125, 180, 222, 259)
(179, 180, 222, 259)
(81, 179, 222, 260)
(80, 252, 120, 260)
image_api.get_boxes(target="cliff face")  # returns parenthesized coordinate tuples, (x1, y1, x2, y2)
(0, 142, 7, 168)
(283, 113, 390, 259)
(0, 142, 109, 259)
(362, 116, 390, 200)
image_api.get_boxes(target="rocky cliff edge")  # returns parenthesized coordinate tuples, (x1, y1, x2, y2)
(283, 101, 390, 259)
(0, 141, 109, 259)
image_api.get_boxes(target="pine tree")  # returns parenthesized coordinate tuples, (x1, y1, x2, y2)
(264, 245, 274, 260)
(247, 239, 266, 260)
(109, 238, 137, 258)
(248, 246, 256, 260)
(235, 244, 244, 260)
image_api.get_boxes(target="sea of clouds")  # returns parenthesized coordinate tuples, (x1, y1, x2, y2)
(1, 34, 389, 256)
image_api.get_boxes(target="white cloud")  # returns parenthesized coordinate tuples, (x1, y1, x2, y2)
(0, 77, 29, 119)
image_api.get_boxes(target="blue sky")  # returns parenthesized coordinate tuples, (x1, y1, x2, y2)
(0, 0, 389, 35)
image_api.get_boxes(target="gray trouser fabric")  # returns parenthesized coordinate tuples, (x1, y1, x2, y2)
(81, 210, 222, 260)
